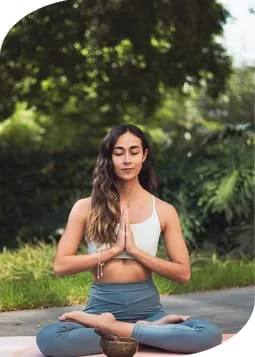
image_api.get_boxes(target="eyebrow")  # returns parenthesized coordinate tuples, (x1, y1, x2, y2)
(113, 145, 141, 150)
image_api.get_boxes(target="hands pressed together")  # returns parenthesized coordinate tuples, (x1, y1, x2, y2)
(58, 208, 192, 327)
(114, 208, 137, 255)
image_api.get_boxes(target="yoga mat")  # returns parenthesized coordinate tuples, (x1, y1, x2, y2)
(0, 334, 234, 357)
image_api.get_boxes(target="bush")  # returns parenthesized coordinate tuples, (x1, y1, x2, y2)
(157, 125, 254, 257)
(0, 148, 95, 248)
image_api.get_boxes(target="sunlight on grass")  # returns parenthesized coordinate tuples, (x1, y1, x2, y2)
(153, 261, 255, 295)
(0, 241, 254, 311)
(0, 241, 55, 280)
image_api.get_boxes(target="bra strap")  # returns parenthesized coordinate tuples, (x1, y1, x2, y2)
(152, 195, 156, 212)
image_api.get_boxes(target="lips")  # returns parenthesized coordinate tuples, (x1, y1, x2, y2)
(121, 168, 134, 172)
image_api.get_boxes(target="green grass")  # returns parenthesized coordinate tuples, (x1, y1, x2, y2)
(0, 242, 254, 312)
(0, 274, 93, 311)
(153, 261, 255, 295)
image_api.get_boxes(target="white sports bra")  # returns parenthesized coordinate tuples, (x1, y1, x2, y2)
(87, 195, 161, 259)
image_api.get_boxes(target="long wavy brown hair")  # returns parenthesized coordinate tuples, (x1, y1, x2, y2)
(86, 124, 157, 245)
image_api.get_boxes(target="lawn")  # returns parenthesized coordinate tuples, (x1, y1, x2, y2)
(0, 242, 254, 312)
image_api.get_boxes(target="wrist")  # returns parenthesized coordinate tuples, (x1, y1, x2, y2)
(127, 246, 139, 256)
(111, 245, 123, 256)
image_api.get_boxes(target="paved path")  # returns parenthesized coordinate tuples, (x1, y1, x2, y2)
(0, 287, 254, 336)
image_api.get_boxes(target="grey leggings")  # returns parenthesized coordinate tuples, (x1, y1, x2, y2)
(36, 280, 222, 356)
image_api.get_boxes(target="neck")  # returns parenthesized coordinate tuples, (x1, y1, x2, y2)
(117, 178, 145, 202)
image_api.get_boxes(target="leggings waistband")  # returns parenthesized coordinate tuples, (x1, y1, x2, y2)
(84, 279, 164, 321)
(91, 279, 156, 291)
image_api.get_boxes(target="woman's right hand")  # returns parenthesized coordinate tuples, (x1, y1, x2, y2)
(114, 209, 127, 254)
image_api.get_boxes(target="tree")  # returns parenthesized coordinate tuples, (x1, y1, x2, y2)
(195, 66, 255, 125)
(154, 66, 254, 256)
(0, 0, 231, 121)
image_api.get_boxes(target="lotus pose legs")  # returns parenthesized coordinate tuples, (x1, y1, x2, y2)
(37, 124, 222, 357)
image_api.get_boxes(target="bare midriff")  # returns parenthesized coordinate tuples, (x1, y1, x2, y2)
(92, 259, 152, 283)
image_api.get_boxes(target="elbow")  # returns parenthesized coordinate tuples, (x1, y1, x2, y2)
(178, 269, 191, 284)
(53, 261, 66, 277)
(53, 265, 63, 276)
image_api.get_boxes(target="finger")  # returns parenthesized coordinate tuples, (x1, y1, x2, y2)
(120, 209, 127, 225)
(59, 313, 68, 321)
(118, 210, 126, 233)
(182, 316, 190, 321)
(178, 316, 189, 322)
(116, 211, 127, 240)
(125, 211, 132, 232)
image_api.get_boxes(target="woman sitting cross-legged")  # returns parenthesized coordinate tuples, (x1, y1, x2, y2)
(36, 124, 222, 357)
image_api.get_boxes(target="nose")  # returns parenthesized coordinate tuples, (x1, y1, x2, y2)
(123, 152, 131, 164)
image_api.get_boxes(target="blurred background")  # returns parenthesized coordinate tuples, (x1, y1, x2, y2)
(0, 0, 254, 259)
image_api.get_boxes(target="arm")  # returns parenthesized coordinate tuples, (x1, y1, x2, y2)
(53, 198, 121, 276)
(126, 202, 191, 284)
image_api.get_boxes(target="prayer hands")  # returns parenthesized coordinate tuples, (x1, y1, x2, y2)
(124, 209, 136, 254)
(115, 208, 136, 255)
(115, 210, 126, 253)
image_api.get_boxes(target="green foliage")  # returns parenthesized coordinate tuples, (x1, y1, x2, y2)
(195, 66, 255, 125)
(154, 259, 255, 295)
(223, 222, 254, 259)
(0, 102, 45, 149)
(0, 149, 95, 247)
(196, 126, 254, 223)
(157, 121, 254, 256)
(227, 66, 255, 124)
(0, 0, 231, 120)
(0, 274, 93, 311)
(0, 242, 254, 311)
(0, 241, 56, 281)
(0, 62, 253, 256)
(0, 242, 92, 311)
(152, 65, 254, 257)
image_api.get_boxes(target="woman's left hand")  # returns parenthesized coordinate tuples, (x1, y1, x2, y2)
(125, 210, 137, 254)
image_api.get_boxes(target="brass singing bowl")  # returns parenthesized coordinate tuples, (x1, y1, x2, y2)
(101, 336, 138, 357)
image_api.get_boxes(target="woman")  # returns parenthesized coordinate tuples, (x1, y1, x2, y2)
(37, 124, 222, 356)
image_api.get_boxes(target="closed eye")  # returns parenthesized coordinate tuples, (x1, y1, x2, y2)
(113, 151, 140, 156)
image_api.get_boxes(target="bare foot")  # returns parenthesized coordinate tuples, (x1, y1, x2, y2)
(59, 311, 115, 328)
(136, 314, 190, 325)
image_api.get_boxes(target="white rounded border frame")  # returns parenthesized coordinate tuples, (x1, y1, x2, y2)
(0, 0, 65, 50)
(0, 1, 254, 356)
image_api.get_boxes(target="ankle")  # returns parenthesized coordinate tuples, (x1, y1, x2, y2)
(99, 318, 118, 333)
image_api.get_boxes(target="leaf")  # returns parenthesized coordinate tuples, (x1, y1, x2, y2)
(214, 169, 238, 207)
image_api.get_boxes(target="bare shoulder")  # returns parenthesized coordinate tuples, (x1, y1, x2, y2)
(73, 197, 92, 210)
(155, 196, 177, 214)
(154, 196, 179, 230)
(69, 197, 92, 221)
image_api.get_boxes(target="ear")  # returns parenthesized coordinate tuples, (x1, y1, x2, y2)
(142, 149, 149, 163)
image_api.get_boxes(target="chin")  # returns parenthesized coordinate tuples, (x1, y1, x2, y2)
(117, 174, 138, 181)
